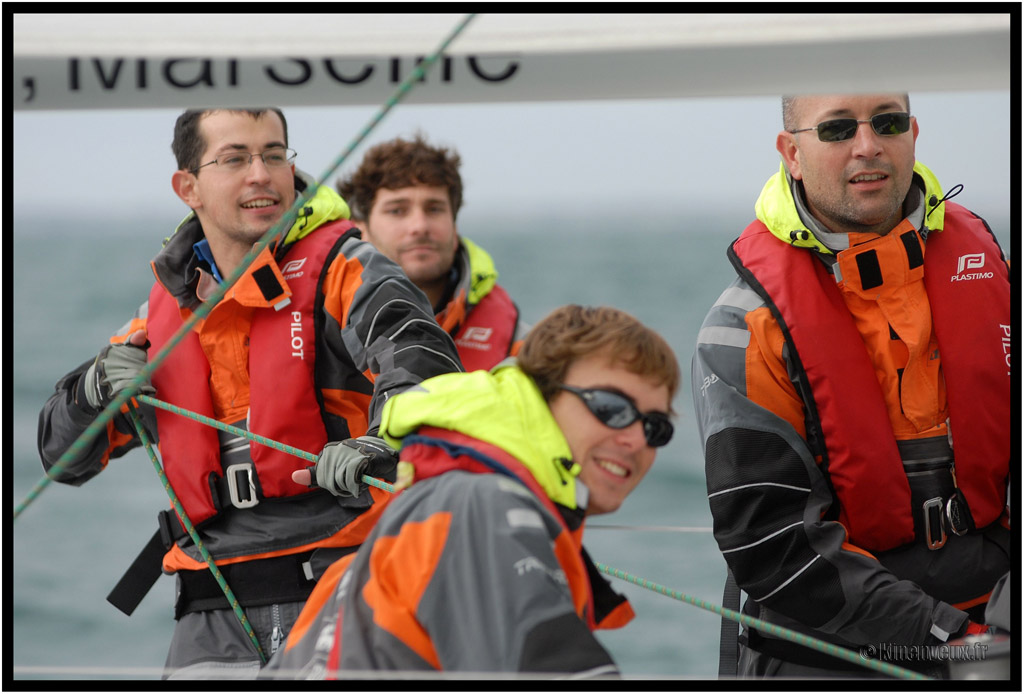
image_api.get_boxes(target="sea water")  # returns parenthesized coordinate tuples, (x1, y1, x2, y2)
(11, 208, 1011, 680)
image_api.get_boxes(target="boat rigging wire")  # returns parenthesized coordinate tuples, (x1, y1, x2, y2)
(589, 524, 712, 533)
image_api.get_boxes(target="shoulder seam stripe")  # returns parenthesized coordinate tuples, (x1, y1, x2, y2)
(714, 286, 765, 312)
(697, 326, 750, 349)
(721, 521, 802, 554)
(752, 555, 821, 602)
(393, 344, 463, 372)
(365, 298, 431, 346)
(708, 482, 811, 498)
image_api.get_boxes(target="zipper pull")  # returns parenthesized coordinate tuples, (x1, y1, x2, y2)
(270, 603, 284, 656)
(270, 626, 283, 656)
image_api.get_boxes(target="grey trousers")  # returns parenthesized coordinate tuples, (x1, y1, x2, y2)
(163, 601, 305, 679)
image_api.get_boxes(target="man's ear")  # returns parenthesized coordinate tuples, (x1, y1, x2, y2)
(172, 170, 201, 209)
(776, 131, 803, 181)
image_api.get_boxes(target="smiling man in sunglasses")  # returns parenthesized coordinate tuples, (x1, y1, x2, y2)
(268, 305, 679, 678)
(692, 93, 1010, 679)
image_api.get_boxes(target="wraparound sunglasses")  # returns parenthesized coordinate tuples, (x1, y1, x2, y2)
(788, 111, 912, 142)
(559, 385, 674, 448)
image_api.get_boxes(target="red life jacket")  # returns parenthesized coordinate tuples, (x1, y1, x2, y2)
(730, 203, 1010, 552)
(452, 284, 520, 372)
(147, 221, 356, 527)
(399, 426, 635, 630)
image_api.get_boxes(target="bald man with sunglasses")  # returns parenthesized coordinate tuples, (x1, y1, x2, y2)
(692, 93, 1011, 679)
(267, 305, 679, 677)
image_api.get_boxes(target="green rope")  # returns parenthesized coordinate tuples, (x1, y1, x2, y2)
(133, 395, 933, 680)
(137, 394, 394, 493)
(106, 392, 938, 679)
(596, 563, 932, 681)
(13, 12, 475, 522)
(306, 13, 477, 204)
(14, 17, 928, 678)
(126, 403, 266, 664)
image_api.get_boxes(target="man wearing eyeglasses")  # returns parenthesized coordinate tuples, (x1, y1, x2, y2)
(37, 108, 463, 678)
(692, 93, 1010, 679)
(264, 305, 678, 677)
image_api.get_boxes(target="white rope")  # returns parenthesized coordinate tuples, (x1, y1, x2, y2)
(587, 524, 713, 533)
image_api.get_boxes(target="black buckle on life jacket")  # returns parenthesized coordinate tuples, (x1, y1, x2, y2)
(923, 497, 947, 550)
(225, 462, 259, 509)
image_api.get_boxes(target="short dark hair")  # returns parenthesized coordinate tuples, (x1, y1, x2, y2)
(337, 134, 463, 221)
(171, 108, 288, 172)
(517, 305, 679, 411)
(781, 94, 911, 130)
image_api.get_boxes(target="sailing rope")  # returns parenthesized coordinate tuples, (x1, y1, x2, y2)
(136, 394, 395, 492)
(9, 13, 932, 682)
(126, 403, 267, 663)
(12, 9, 474, 672)
(141, 395, 926, 680)
(12, 12, 475, 522)
(595, 564, 931, 681)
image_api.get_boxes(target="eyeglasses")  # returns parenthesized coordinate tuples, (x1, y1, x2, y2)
(559, 385, 673, 448)
(192, 147, 297, 174)
(788, 112, 912, 143)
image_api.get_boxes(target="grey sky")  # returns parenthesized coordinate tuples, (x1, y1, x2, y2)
(13, 90, 1011, 243)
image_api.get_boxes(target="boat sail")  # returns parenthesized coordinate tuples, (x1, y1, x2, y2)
(14, 13, 1011, 111)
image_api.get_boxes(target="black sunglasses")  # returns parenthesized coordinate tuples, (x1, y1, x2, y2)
(788, 112, 912, 143)
(559, 385, 673, 448)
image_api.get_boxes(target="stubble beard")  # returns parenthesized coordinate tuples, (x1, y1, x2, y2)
(811, 180, 907, 236)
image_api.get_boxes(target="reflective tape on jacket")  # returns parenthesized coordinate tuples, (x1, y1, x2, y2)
(729, 203, 1010, 551)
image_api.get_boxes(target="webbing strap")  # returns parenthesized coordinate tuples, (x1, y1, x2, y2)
(106, 529, 166, 616)
(718, 568, 741, 678)
(106, 509, 189, 615)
